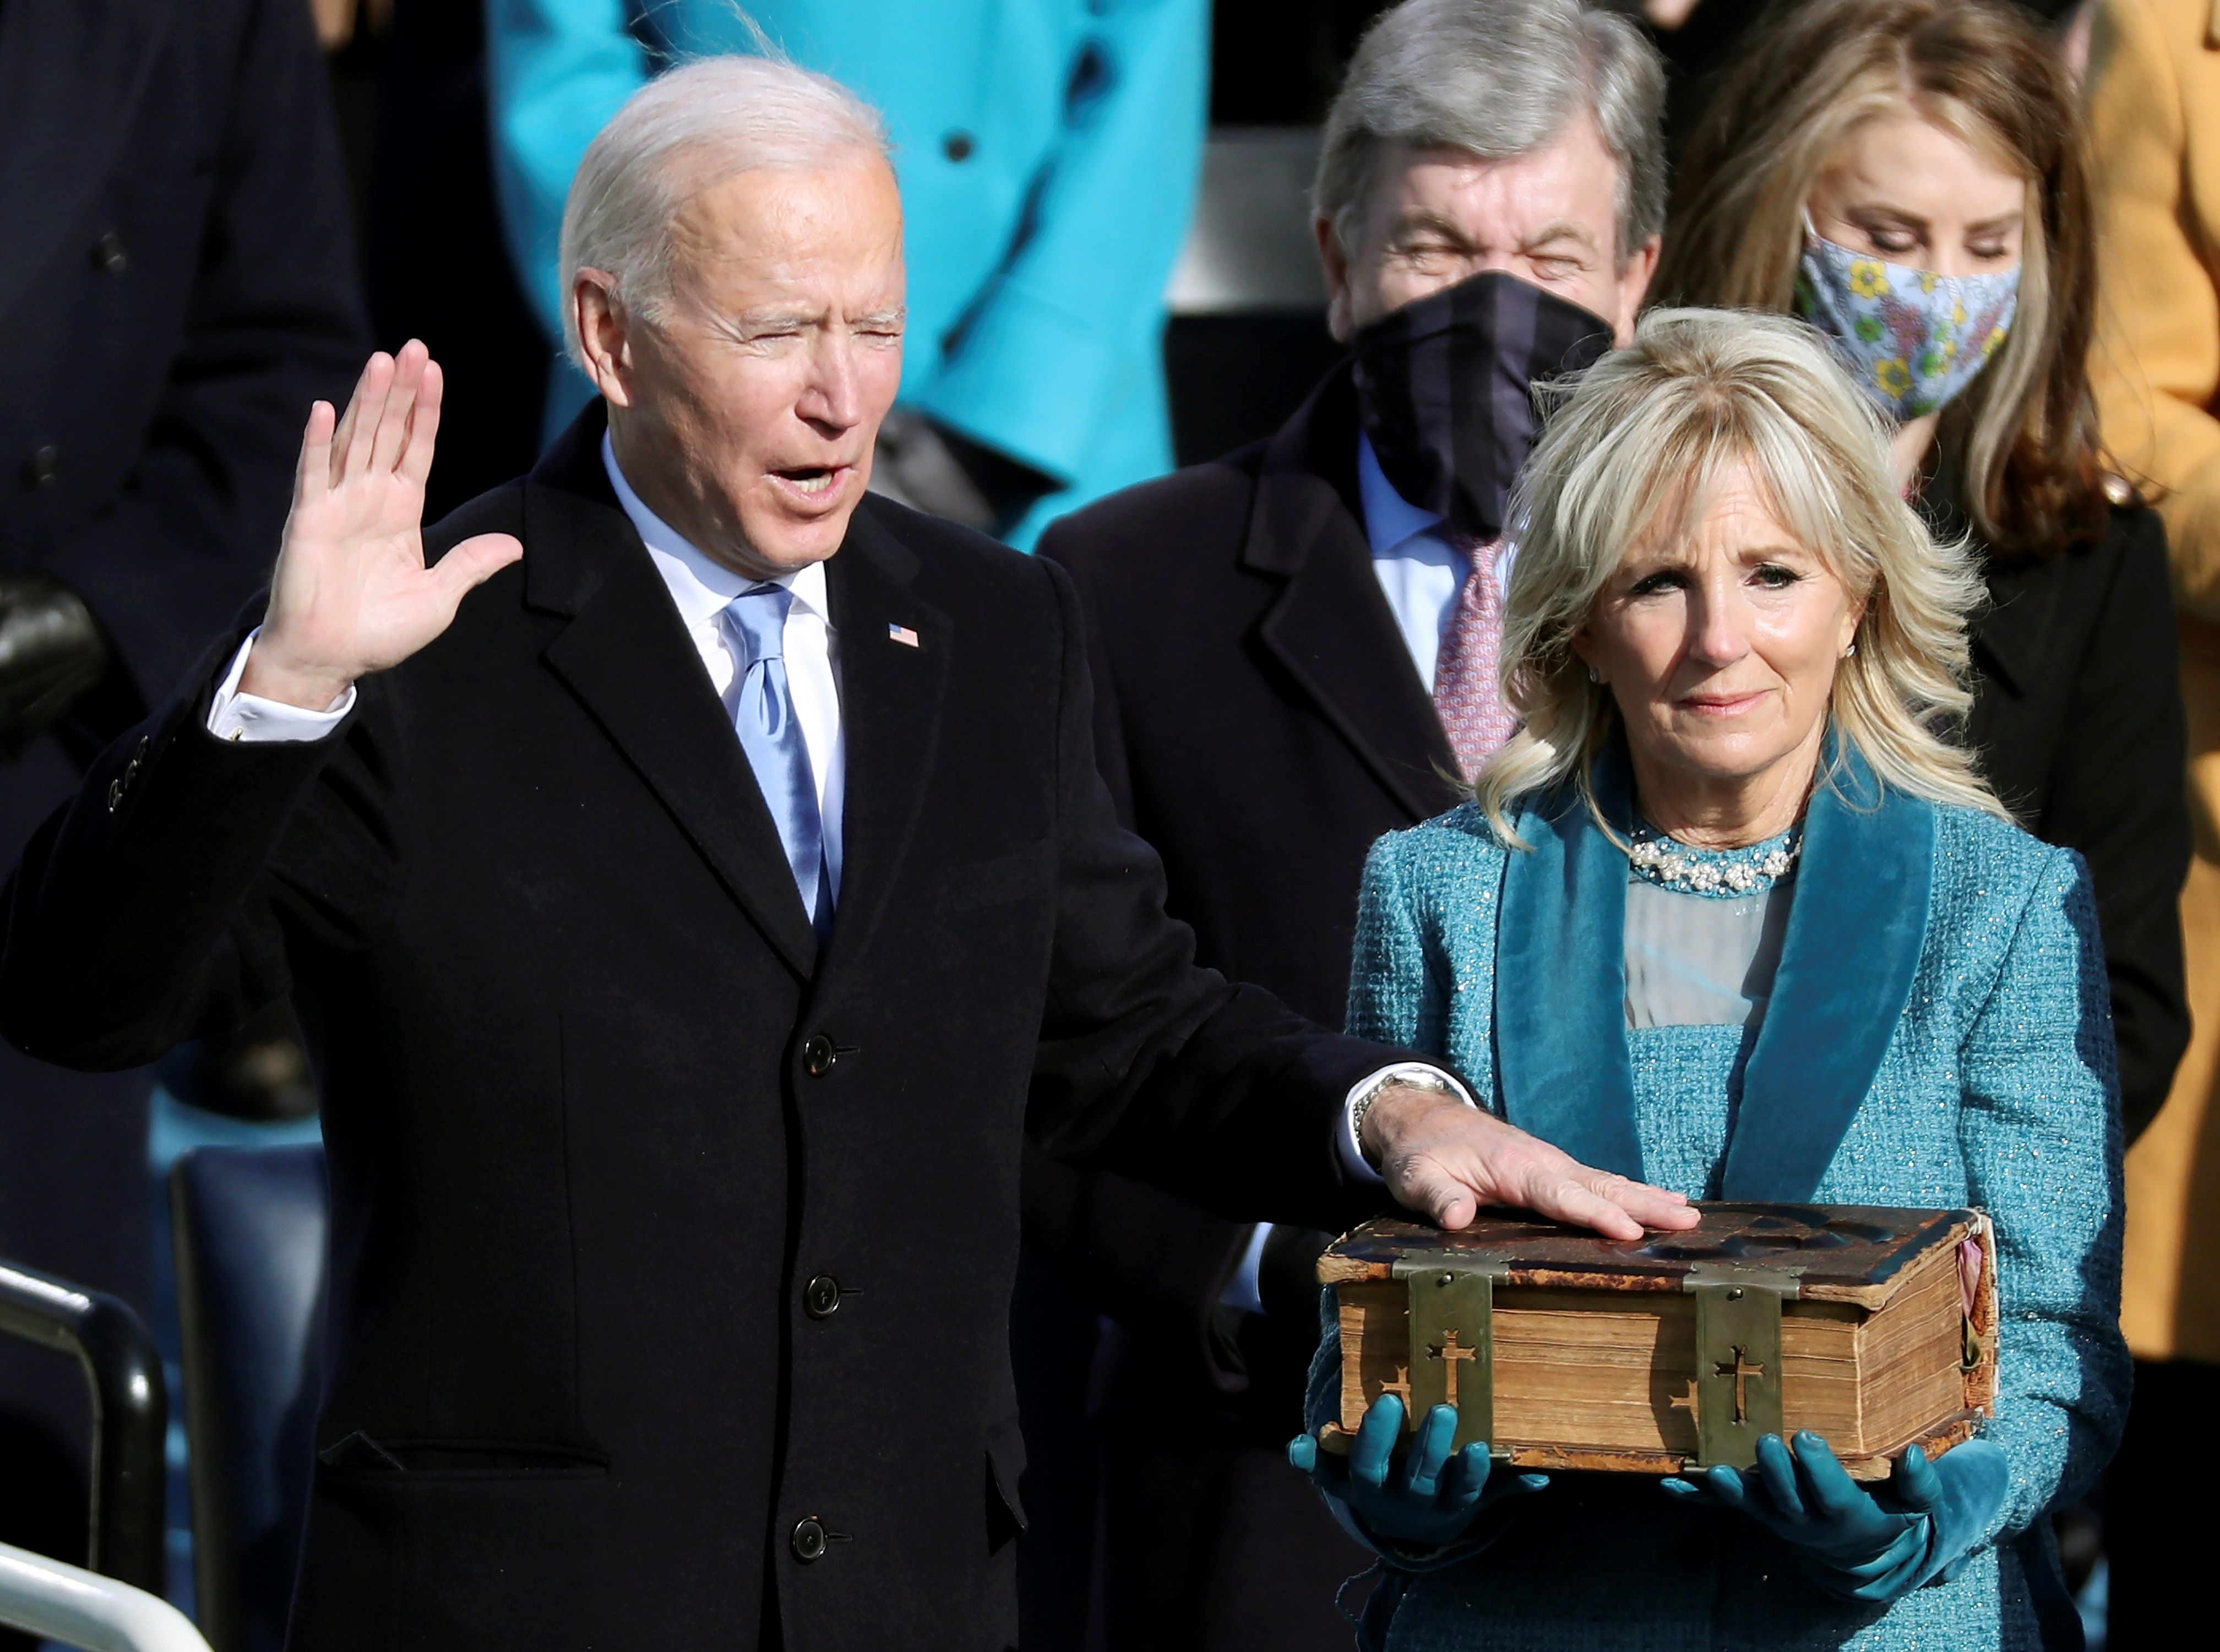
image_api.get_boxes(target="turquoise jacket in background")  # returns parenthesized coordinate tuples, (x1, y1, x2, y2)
(1316, 747, 2129, 1651)
(485, 0, 1208, 548)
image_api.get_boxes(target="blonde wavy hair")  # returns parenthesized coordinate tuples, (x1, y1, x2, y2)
(1475, 307, 2005, 843)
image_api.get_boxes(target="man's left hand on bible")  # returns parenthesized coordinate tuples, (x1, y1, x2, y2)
(1291, 1395, 1548, 1553)
(1362, 1083, 1700, 1240)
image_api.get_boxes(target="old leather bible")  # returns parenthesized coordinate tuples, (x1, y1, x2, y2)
(1318, 1203, 1998, 1478)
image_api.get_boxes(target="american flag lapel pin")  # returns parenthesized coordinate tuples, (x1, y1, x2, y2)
(888, 622, 921, 649)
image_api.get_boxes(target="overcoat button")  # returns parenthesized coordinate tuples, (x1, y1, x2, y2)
(942, 130, 976, 162)
(23, 446, 58, 487)
(802, 1033, 837, 1075)
(790, 1517, 828, 1562)
(92, 232, 128, 272)
(804, 1274, 841, 1318)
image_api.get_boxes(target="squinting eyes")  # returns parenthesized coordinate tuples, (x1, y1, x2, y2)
(1625, 565, 1805, 597)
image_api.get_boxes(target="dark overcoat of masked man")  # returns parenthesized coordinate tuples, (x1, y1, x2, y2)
(1026, 3, 1669, 1645)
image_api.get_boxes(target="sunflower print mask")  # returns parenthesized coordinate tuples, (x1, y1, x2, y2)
(1793, 228, 2019, 424)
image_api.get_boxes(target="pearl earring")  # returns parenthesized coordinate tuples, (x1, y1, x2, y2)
(1587, 665, 1601, 684)
(1843, 642, 1858, 658)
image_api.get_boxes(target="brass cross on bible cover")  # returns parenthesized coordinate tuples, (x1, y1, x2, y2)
(1316, 1203, 1999, 1477)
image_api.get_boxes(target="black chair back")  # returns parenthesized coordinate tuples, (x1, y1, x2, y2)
(169, 1146, 327, 1652)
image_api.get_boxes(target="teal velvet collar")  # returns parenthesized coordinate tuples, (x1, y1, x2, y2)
(1493, 738, 1935, 1200)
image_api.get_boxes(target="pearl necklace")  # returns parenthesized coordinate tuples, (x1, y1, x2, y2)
(1625, 822, 1802, 898)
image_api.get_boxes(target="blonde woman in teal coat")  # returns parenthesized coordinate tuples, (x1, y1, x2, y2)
(1293, 309, 2128, 1650)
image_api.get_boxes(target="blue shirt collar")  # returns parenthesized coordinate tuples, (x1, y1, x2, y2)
(1356, 432, 1445, 559)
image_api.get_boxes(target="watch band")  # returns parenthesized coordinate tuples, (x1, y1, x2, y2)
(1350, 1068, 1460, 1169)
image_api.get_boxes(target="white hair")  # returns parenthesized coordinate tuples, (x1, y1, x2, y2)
(557, 55, 890, 366)
(1315, 0, 1667, 267)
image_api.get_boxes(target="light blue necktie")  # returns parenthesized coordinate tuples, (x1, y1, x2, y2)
(723, 585, 829, 932)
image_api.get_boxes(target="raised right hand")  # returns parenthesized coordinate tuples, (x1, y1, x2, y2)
(241, 341, 523, 710)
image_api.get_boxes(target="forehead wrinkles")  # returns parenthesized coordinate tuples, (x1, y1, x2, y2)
(667, 158, 900, 271)
(1605, 423, 1853, 591)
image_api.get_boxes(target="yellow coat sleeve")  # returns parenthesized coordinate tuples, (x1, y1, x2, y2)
(2090, 0, 2220, 615)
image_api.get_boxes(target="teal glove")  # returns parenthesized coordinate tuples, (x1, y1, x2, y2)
(1289, 1394, 1548, 1555)
(1662, 1432, 2010, 1602)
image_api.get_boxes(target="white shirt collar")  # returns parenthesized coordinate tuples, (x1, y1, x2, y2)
(1356, 432, 1446, 560)
(601, 432, 831, 630)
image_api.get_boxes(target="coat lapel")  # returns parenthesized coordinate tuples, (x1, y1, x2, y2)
(0, 0, 169, 325)
(526, 415, 819, 979)
(1493, 754, 1646, 1178)
(1245, 367, 1463, 822)
(1720, 746, 1935, 1200)
(810, 502, 951, 997)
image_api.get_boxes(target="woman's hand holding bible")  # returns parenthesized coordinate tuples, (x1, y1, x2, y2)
(1662, 1431, 2010, 1602)
(240, 341, 523, 712)
(1289, 1394, 1548, 1556)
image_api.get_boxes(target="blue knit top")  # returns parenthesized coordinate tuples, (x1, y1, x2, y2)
(1312, 760, 2129, 1652)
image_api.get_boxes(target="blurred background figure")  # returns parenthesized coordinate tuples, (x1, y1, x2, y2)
(341, 0, 553, 522)
(1633, 0, 2095, 157)
(2083, 0, 2220, 1643)
(483, 0, 1208, 547)
(1658, 0, 2190, 1146)
(0, 0, 364, 1604)
(1029, 4, 1665, 1648)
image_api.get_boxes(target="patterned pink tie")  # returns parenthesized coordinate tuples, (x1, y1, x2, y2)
(1432, 539, 1518, 781)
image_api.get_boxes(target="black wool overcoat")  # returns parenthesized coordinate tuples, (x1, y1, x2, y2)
(1020, 366, 1463, 1646)
(1958, 497, 2193, 1142)
(0, 412, 1408, 1651)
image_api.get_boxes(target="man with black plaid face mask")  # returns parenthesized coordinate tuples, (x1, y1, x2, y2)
(1022, 3, 1668, 1648)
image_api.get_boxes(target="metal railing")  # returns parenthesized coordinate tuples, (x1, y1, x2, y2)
(0, 1261, 167, 1591)
(0, 1540, 210, 1652)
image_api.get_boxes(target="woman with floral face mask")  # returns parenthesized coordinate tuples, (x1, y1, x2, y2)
(1659, 0, 2192, 1149)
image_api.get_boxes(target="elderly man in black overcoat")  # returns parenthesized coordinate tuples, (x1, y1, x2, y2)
(1026, 3, 1671, 1645)
(0, 50, 1688, 1652)
(0, 0, 364, 1569)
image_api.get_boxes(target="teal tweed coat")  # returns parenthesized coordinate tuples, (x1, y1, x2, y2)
(1313, 754, 2129, 1651)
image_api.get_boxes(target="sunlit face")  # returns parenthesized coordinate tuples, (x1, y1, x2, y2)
(1318, 122, 1658, 346)
(577, 150, 907, 579)
(1807, 107, 2025, 278)
(1575, 462, 1863, 802)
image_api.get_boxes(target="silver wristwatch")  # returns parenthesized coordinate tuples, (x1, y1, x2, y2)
(1350, 1067, 1462, 1169)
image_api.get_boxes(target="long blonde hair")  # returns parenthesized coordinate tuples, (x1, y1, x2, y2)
(1474, 307, 2005, 842)
(1655, 0, 2107, 558)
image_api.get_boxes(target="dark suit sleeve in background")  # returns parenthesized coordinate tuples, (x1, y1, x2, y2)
(1023, 557, 1401, 1237)
(47, 0, 367, 715)
(2045, 510, 2193, 1142)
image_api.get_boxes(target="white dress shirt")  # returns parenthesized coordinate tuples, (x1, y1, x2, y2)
(1358, 433, 1516, 692)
